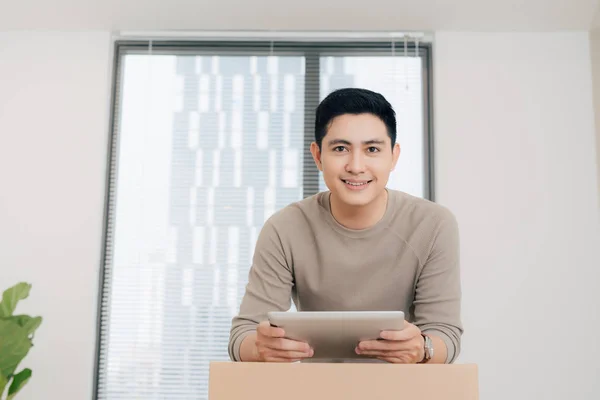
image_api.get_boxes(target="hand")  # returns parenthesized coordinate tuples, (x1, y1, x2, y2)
(355, 321, 425, 364)
(253, 321, 314, 362)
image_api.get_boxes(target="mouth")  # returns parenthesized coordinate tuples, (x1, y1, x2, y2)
(341, 179, 373, 191)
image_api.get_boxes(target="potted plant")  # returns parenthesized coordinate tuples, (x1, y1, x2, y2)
(0, 283, 42, 399)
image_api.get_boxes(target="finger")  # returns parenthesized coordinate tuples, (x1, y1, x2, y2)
(380, 324, 420, 341)
(356, 349, 395, 357)
(266, 337, 312, 352)
(357, 340, 409, 352)
(258, 321, 285, 338)
(356, 345, 417, 357)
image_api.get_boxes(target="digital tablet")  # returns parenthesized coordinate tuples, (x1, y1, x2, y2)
(267, 311, 405, 360)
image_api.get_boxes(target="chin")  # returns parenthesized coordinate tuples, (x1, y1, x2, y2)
(332, 184, 380, 207)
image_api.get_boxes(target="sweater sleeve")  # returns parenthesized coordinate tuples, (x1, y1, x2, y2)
(412, 211, 464, 363)
(228, 219, 294, 361)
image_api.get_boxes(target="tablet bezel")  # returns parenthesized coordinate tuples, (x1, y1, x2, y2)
(267, 311, 405, 360)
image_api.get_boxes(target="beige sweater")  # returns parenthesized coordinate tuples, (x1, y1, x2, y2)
(228, 189, 463, 363)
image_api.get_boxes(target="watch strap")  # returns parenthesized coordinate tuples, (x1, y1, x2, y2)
(419, 333, 433, 363)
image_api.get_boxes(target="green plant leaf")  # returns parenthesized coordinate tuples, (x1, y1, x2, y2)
(0, 283, 31, 318)
(7, 368, 31, 400)
(0, 373, 8, 399)
(9, 316, 42, 337)
(0, 319, 31, 377)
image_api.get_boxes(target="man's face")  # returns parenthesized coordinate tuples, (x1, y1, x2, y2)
(310, 113, 401, 208)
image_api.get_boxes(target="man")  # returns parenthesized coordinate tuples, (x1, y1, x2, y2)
(228, 88, 462, 364)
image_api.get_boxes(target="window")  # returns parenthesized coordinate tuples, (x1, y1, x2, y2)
(96, 40, 432, 400)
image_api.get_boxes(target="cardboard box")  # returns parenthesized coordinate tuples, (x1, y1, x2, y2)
(209, 361, 479, 399)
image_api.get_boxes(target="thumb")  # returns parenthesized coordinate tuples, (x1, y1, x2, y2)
(380, 323, 419, 341)
(258, 320, 285, 338)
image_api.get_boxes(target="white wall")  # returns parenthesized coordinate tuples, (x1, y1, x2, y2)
(0, 32, 111, 399)
(592, 29, 600, 207)
(1, 30, 600, 400)
(434, 32, 600, 399)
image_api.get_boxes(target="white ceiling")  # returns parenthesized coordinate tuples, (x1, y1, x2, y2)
(1, 0, 599, 31)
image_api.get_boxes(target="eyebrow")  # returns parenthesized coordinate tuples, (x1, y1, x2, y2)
(327, 139, 386, 146)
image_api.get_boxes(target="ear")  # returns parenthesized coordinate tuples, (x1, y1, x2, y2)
(391, 143, 401, 171)
(310, 142, 323, 171)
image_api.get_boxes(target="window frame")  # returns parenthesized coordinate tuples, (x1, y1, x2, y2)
(93, 39, 434, 400)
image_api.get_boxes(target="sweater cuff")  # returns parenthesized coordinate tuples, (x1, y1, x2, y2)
(229, 329, 255, 361)
(422, 327, 459, 364)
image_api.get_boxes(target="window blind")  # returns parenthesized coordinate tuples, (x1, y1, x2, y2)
(96, 40, 432, 400)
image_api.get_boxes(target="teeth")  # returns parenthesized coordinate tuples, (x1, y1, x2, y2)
(344, 180, 368, 186)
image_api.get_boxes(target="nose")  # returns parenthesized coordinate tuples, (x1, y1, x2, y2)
(345, 151, 366, 174)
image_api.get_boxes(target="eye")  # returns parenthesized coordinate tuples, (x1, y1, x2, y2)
(333, 146, 348, 152)
(367, 147, 380, 153)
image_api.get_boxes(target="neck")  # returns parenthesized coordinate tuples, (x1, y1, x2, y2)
(329, 189, 389, 230)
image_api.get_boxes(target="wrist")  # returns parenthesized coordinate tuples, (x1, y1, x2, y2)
(239, 332, 258, 362)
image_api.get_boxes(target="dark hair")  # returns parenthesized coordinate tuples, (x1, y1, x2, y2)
(314, 88, 397, 149)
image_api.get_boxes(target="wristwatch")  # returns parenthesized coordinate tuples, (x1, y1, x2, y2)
(419, 334, 434, 363)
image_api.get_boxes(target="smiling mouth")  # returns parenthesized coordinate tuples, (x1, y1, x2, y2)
(341, 179, 373, 187)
